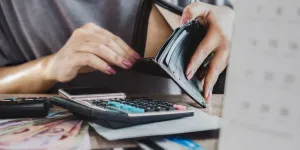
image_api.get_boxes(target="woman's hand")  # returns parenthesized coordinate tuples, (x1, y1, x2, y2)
(181, 2, 235, 101)
(44, 23, 140, 82)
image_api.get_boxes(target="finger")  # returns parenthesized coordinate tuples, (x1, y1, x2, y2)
(77, 42, 133, 69)
(99, 31, 140, 60)
(201, 77, 212, 102)
(75, 52, 116, 75)
(186, 27, 220, 80)
(84, 31, 137, 63)
(203, 49, 229, 100)
(200, 77, 205, 89)
(200, 77, 212, 102)
(180, 2, 212, 26)
(199, 67, 209, 81)
(80, 30, 134, 63)
(82, 23, 141, 60)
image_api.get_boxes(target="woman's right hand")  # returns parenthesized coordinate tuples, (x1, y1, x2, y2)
(44, 23, 141, 82)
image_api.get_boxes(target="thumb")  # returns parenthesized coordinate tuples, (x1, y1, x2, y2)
(180, 2, 213, 26)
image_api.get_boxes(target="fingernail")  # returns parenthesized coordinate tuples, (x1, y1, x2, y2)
(186, 69, 194, 80)
(133, 53, 141, 60)
(208, 91, 212, 100)
(122, 60, 133, 68)
(181, 18, 190, 26)
(205, 89, 210, 98)
(107, 66, 116, 75)
(129, 57, 136, 63)
(205, 90, 212, 101)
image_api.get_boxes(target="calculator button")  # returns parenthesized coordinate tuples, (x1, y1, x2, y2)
(120, 100, 126, 104)
(14, 98, 25, 102)
(92, 100, 98, 104)
(2, 99, 11, 101)
(107, 101, 144, 113)
(130, 107, 144, 113)
(167, 107, 176, 111)
(145, 107, 155, 112)
(3, 98, 15, 101)
(155, 107, 166, 111)
(173, 104, 187, 110)
(103, 98, 183, 113)
(25, 98, 35, 101)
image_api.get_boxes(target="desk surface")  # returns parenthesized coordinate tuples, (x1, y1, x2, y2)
(0, 94, 223, 150)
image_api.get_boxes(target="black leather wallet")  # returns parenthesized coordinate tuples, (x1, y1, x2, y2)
(133, 19, 214, 108)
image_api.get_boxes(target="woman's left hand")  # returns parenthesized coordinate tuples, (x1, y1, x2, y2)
(181, 2, 235, 101)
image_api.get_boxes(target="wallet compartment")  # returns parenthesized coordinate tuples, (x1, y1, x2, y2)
(156, 20, 208, 107)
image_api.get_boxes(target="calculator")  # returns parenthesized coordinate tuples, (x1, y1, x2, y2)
(50, 96, 194, 129)
(0, 97, 50, 118)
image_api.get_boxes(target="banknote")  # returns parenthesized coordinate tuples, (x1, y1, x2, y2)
(49, 121, 91, 150)
(0, 119, 88, 149)
(0, 117, 72, 142)
(0, 118, 33, 130)
(6, 119, 81, 149)
(0, 108, 90, 149)
(0, 119, 18, 124)
(0, 115, 71, 136)
(0, 108, 71, 135)
(71, 122, 91, 150)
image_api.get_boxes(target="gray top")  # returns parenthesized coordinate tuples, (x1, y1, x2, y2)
(0, 0, 184, 94)
(0, 0, 149, 65)
(0, 0, 227, 94)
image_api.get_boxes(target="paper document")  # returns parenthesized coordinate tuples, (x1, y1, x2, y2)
(89, 108, 221, 141)
(219, 0, 300, 150)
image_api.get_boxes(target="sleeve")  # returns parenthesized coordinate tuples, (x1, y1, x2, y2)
(0, 4, 13, 67)
(156, 0, 233, 9)
(0, 26, 11, 67)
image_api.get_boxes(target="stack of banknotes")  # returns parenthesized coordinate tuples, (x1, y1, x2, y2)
(0, 108, 91, 150)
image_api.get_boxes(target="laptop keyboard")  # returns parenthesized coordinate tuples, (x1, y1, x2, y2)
(91, 98, 187, 113)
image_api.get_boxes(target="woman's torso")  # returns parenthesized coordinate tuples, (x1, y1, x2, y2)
(0, 0, 183, 94)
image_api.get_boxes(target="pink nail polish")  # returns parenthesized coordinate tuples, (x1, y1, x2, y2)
(205, 89, 212, 101)
(208, 91, 212, 100)
(107, 66, 116, 75)
(128, 57, 136, 63)
(173, 104, 187, 111)
(122, 60, 133, 68)
(133, 53, 141, 60)
(181, 18, 190, 26)
(186, 69, 194, 80)
(205, 90, 209, 98)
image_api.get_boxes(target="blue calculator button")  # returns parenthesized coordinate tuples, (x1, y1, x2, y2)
(3, 98, 15, 101)
(107, 101, 144, 113)
(107, 101, 119, 108)
(131, 107, 145, 113)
